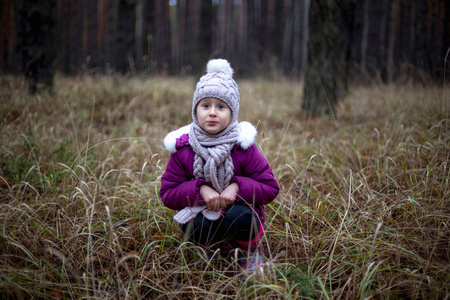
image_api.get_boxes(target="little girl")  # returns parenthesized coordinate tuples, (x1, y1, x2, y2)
(160, 59, 279, 274)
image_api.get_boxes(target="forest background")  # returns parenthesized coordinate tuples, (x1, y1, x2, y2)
(0, 0, 449, 299)
(1, 0, 449, 83)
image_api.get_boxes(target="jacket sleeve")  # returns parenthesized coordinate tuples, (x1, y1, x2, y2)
(233, 144, 279, 206)
(160, 151, 206, 210)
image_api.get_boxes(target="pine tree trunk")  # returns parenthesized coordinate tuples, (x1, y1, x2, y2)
(238, 0, 248, 71)
(387, 0, 400, 84)
(15, 0, 57, 94)
(299, 0, 310, 81)
(282, 0, 293, 75)
(360, 0, 369, 75)
(0, 0, 15, 72)
(292, 0, 302, 77)
(302, 0, 353, 116)
(135, 0, 143, 72)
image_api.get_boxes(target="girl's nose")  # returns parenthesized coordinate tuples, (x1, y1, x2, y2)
(209, 106, 217, 116)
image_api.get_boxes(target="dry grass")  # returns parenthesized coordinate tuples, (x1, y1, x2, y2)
(0, 74, 448, 299)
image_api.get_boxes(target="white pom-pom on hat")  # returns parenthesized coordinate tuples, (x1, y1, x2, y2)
(206, 59, 234, 77)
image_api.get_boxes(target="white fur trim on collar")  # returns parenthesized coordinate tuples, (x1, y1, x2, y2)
(163, 124, 191, 153)
(163, 121, 257, 153)
(237, 121, 257, 150)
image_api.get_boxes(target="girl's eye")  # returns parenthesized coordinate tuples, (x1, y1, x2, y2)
(218, 105, 224, 109)
(202, 104, 210, 108)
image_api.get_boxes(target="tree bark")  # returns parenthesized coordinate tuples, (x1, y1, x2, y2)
(292, 0, 301, 77)
(282, 0, 292, 75)
(302, 0, 354, 116)
(299, 0, 310, 81)
(135, 0, 143, 72)
(15, 0, 57, 94)
(387, 0, 400, 83)
(360, 0, 369, 75)
(238, 0, 248, 71)
(0, 0, 15, 72)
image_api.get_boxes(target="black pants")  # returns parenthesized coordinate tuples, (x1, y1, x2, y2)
(181, 203, 262, 251)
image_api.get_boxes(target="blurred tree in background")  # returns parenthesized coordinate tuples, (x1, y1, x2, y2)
(0, 0, 449, 112)
(302, 0, 354, 116)
(9, 0, 57, 94)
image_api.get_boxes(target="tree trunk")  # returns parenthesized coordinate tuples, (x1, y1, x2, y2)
(15, 0, 57, 94)
(387, 0, 400, 84)
(97, 0, 108, 69)
(360, 0, 369, 75)
(106, 0, 119, 73)
(238, 0, 248, 72)
(185, 0, 201, 71)
(302, 0, 353, 116)
(0, 0, 15, 72)
(282, 0, 293, 75)
(154, 0, 170, 73)
(292, 0, 301, 77)
(225, 0, 234, 62)
(299, 0, 310, 81)
(135, 0, 143, 72)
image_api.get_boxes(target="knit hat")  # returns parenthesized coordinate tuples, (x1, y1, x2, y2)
(192, 59, 240, 124)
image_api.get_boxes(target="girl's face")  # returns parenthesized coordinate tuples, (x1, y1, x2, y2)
(196, 97, 232, 134)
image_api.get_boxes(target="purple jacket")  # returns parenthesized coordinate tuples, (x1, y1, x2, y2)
(160, 122, 279, 224)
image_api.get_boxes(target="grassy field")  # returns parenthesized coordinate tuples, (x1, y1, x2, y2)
(0, 75, 448, 299)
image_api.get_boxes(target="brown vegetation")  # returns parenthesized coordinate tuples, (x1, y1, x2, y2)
(0, 75, 448, 299)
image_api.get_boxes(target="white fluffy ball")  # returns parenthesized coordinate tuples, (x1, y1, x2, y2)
(206, 59, 234, 77)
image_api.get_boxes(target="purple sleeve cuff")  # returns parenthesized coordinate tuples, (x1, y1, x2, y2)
(195, 179, 210, 205)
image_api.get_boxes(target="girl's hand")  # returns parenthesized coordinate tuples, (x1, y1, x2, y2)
(219, 183, 239, 209)
(200, 185, 221, 212)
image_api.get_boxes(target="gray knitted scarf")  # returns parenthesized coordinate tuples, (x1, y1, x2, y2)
(189, 121, 240, 192)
